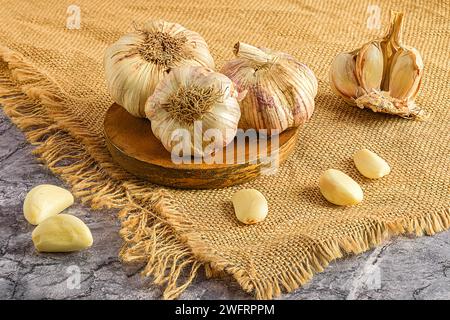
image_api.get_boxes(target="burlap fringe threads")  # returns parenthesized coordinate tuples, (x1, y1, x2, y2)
(1, 45, 449, 300)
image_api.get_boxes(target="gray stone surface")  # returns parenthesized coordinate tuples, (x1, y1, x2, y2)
(0, 108, 449, 300)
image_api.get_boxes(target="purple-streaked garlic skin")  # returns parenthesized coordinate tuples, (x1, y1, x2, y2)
(222, 42, 317, 134)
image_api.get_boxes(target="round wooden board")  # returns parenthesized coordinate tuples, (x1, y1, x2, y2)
(104, 103, 299, 189)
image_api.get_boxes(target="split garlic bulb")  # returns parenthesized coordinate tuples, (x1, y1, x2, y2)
(330, 11, 426, 119)
(104, 20, 215, 117)
(222, 42, 317, 134)
(145, 66, 241, 157)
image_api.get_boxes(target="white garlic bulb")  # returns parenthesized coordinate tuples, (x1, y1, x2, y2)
(221, 42, 317, 134)
(145, 66, 241, 157)
(330, 11, 426, 119)
(104, 20, 215, 118)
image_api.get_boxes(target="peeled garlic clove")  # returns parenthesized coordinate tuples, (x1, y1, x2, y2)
(319, 169, 363, 206)
(23, 185, 74, 225)
(232, 189, 268, 224)
(329, 52, 359, 101)
(389, 48, 423, 100)
(356, 42, 384, 92)
(353, 149, 391, 179)
(32, 214, 93, 252)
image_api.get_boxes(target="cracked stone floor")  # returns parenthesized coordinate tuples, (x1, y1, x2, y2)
(0, 108, 449, 300)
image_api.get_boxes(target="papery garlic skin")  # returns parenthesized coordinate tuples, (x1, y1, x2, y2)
(330, 11, 427, 119)
(222, 42, 317, 134)
(145, 66, 241, 157)
(104, 20, 215, 118)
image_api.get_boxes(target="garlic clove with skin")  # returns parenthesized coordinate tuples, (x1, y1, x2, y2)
(329, 52, 360, 103)
(356, 42, 384, 92)
(222, 42, 317, 134)
(330, 11, 427, 120)
(104, 20, 215, 118)
(388, 47, 423, 101)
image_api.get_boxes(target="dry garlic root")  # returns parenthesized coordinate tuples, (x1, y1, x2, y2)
(32, 214, 93, 252)
(104, 20, 214, 117)
(222, 42, 317, 134)
(23, 185, 74, 225)
(330, 11, 427, 119)
(353, 149, 391, 179)
(319, 169, 363, 206)
(232, 189, 268, 224)
(146, 66, 241, 157)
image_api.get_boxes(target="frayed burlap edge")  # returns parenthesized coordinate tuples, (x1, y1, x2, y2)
(0, 45, 201, 299)
(1, 45, 449, 300)
(138, 194, 449, 299)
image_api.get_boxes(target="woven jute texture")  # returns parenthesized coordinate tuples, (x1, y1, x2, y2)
(0, 0, 449, 299)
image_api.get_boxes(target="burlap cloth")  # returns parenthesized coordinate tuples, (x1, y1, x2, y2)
(0, 0, 449, 299)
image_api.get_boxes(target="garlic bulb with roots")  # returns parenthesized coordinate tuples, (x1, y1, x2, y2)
(330, 11, 426, 119)
(104, 20, 214, 118)
(221, 42, 317, 134)
(145, 66, 241, 157)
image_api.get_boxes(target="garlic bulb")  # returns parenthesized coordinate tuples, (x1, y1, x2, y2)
(221, 42, 317, 134)
(104, 20, 215, 118)
(330, 11, 426, 119)
(145, 66, 241, 157)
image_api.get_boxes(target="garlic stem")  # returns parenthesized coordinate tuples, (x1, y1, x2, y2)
(384, 11, 404, 46)
(380, 11, 405, 92)
(234, 42, 273, 65)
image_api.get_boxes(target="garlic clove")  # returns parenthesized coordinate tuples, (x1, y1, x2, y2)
(232, 189, 268, 224)
(23, 185, 74, 225)
(330, 52, 359, 101)
(356, 42, 384, 92)
(389, 48, 423, 100)
(319, 169, 363, 206)
(32, 214, 93, 252)
(353, 149, 391, 179)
